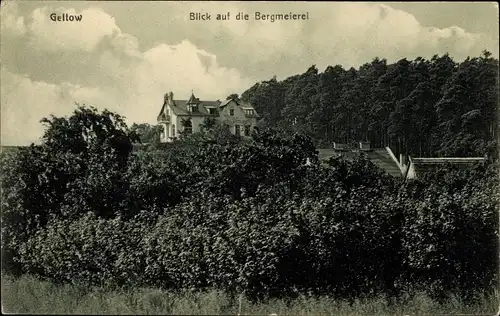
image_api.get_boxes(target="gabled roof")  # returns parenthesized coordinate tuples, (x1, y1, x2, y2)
(219, 99, 237, 108)
(157, 102, 169, 121)
(217, 98, 260, 118)
(187, 93, 200, 105)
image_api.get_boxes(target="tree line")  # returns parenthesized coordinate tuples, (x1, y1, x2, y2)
(240, 51, 498, 159)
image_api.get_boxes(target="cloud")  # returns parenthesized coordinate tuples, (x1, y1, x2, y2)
(0, 2, 26, 37)
(140, 2, 497, 76)
(0, 6, 254, 145)
(0, 2, 498, 145)
(1, 66, 108, 145)
(125, 40, 254, 125)
(304, 3, 496, 68)
(27, 6, 119, 52)
(0, 38, 253, 145)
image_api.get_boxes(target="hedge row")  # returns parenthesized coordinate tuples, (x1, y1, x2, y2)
(1, 107, 498, 301)
(7, 158, 499, 301)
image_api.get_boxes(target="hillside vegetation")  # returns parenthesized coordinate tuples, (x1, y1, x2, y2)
(1, 107, 498, 306)
(241, 51, 498, 158)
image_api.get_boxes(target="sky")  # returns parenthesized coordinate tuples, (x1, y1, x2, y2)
(1, 1, 499, 145)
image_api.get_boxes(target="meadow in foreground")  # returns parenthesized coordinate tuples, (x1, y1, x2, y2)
(2, 274, 498, 315)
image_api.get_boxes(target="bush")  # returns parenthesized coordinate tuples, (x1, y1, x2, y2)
(2, 113, 498, 302)
(17, 213, 144, 288)
(401, 163, 499, 301)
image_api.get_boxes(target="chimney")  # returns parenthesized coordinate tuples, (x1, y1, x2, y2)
(169, 91, 174, 100)
(359, 141, 371, 151)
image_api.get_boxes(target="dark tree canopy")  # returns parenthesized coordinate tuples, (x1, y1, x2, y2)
(226, 93, 240, 101)
(241, 52, 499, 159)
(130, 123, 162, 145)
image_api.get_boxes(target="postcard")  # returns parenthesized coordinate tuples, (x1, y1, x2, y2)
(1, 1, 499, 315)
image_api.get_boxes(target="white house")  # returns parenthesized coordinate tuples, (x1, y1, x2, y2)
(157, 91, 259, 143)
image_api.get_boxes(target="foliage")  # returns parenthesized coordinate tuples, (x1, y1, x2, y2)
(241, 51, 498, 158)
(4, 122, 497, 301)
(129, 123, 162, 145)
(226, 93, 240, 101)
(1, 105, 139, 275)
(2, 50, 499, 302)
(400, 162, 499, 301)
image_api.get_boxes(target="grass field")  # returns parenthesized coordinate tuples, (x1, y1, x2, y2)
(2, 274, 499, 315)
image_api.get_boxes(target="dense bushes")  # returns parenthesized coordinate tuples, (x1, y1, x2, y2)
(400, 163, 499, 300)
(1, 107, 498, 302)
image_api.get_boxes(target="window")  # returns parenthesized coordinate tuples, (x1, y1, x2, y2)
(188, 105, 199, 113)
(235, 125, 241, 136)
(183, 120, 192, 134)
(230, 109, 234, 116)
(244, 125, 251, 136)
(172, 124, 176, 137)
(245, 109, 254, 116)
(209, 108, 218, 115)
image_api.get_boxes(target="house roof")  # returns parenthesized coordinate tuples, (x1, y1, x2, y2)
(187, 93, 200, 105)
(219, 98, 257, 110)
(158, 99, 222, 118)
(219, 99, 234, 107)
(410, 157, 485, 164)
(157, 92, 258, 120)
(171, 100, 219, 116)
(406, 157, 485, 179)
(317, 148, 403, 177)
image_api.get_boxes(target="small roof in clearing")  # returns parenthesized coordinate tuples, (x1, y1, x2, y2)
(410, 157, 485, 164)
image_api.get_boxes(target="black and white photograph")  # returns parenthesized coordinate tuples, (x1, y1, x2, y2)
(1, 1, 499, 315)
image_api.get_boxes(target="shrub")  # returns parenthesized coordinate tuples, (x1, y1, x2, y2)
(2, 118, 498, 302)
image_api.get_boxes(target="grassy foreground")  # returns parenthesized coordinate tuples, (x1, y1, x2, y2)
(2, 274, 499, 315)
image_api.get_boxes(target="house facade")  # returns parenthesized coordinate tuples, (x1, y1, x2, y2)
(157, 91, 259, 143)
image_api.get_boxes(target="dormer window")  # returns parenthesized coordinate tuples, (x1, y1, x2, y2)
(208, 108, 218, 115)
(188, 104, 199, 113)
(245, 109, 254, 116)
(187, 91, 200, 113)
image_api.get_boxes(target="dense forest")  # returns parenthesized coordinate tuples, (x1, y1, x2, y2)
(241, 51, 498, 158)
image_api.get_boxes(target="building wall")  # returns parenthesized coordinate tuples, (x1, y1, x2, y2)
(218, 100, 257, 135)
(171, 113, 178, 138)
(159, 111, 178, 143)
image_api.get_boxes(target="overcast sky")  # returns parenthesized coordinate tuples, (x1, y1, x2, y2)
(1, 1, 498, 145)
